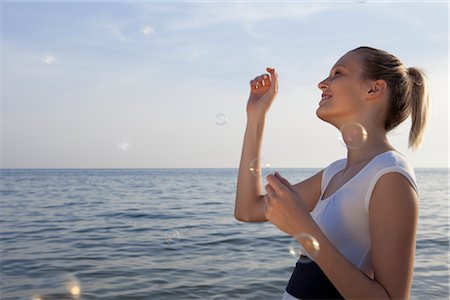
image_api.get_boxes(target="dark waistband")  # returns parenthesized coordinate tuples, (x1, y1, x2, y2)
(286, 257, 344, 299)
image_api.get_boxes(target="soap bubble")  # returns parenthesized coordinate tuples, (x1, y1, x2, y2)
(141, 26, 154, 36)
(41, 55, 56, 64)
(339, 122, 368, 150)
(164, 229, 181, 245)
(31, 272, 81, 300)
(288, 233, 320, 263)
(214, 113, 228, 126)
(249, 157, 271, 178)
(117, 141, 132, 152)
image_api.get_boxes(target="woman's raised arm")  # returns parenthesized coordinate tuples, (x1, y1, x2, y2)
(234, 68, 278, 222)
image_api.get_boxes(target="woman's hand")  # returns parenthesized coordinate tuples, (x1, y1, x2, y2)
(264, 172, 313, 236)
(246, 67, 279, 119)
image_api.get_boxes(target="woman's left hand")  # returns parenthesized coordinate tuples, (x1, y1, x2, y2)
(264, 172, 313, 236)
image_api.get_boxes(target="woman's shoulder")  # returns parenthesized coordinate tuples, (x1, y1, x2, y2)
(367, 150, 418, 193)
(372, 150, 415, 173)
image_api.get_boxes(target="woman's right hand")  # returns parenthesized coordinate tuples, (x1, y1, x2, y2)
(246, 67, 279, 119)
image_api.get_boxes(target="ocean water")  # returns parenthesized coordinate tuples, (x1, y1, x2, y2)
(0, 168, 448, 299)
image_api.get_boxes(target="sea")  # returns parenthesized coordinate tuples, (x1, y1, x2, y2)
(0, 168, 448, 299)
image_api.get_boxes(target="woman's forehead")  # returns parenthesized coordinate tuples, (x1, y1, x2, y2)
(332, 51, 363, 72)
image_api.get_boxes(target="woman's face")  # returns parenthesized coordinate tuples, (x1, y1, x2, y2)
(316, 51, 370, 127)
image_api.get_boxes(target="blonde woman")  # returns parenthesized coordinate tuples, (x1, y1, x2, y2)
(235, 46, 429, 299)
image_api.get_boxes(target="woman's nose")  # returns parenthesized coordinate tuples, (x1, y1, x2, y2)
(318, 78, 328, 90)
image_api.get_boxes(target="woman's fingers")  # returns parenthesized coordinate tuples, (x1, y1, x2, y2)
(255, 75, 270, 86)
(275, 172, 293, 190)
(266, 67, 278, 91)
(266, 173, 286, 194)
(264, 195, 272, 218)
(250, 72, 273, 93)
(265, 182, 277, 198)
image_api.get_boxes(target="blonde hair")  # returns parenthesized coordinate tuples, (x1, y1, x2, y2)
(351, 46, 430, 150)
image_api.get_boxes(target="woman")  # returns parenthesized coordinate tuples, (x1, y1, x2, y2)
(234, 46, 429, 299)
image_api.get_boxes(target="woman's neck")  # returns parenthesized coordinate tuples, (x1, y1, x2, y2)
(345, 130, 394, 168)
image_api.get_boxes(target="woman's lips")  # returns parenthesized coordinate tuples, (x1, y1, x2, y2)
(319, 93, 332, 105)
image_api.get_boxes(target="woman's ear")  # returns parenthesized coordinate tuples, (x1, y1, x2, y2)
(367, 79, 388, 100)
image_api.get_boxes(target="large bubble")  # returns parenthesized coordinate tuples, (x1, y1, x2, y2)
(288, 233, 320, 263)
(249, 157, 271, 178)
(339, 122, 368, 150)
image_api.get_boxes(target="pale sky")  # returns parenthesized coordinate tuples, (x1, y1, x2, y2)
(1, 1, 448, 168)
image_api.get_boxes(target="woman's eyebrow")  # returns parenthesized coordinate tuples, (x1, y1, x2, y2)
(329, 64, 347, 76)
(331, 64, 347, 71)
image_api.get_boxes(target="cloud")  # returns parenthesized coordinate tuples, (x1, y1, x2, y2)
(427, 31, 448, 43)
(163, 2, 337, 32)
(103, 23, 131, 42)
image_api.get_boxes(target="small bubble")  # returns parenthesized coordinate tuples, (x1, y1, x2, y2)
(31, 272, 81, 300)
(117, 141, 132, 152)
(70, 285, 81, 296)
(288, 233, 320, 263)
(214, 113, 228, 126)
(249, 157, 271, 177)
(164, 229, 181, 245)
(141, 26, 154, 36)
(66, 276, 81, 299)
(339, 122, 368, 150)
(41, 55, 56, 64)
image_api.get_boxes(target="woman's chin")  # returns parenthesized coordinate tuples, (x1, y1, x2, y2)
(316, 107, 329, 122)
(316, 108, 339, 128)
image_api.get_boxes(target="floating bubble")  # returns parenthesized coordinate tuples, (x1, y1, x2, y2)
(339, 122, 368, 150)
(249, 157, 271, 178)
(214, 113, 228, 126)
(141, 26, 154, 36)
(288, 233, 320, 263)
(41, 55, 56, 64)
(67, 278, 81, 299)
(117, 141, 132, 152)
(31, 272, 81, 300)
(164, 229, 181, 245)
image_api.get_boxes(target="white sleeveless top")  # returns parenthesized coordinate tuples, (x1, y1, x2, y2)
(310, 150, 418, 279)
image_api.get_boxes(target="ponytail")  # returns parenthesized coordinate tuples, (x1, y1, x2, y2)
(351, 47, 430, 150)
(407, 67, 429, 150)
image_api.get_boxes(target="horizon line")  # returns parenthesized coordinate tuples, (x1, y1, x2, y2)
(1, 167, 448, 170)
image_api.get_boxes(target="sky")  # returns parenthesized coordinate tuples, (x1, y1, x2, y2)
(0, 0, 448, 168)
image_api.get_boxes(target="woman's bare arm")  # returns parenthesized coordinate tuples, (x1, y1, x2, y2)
(234, 68, 277, 222)
(235, 68, 323, 222)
